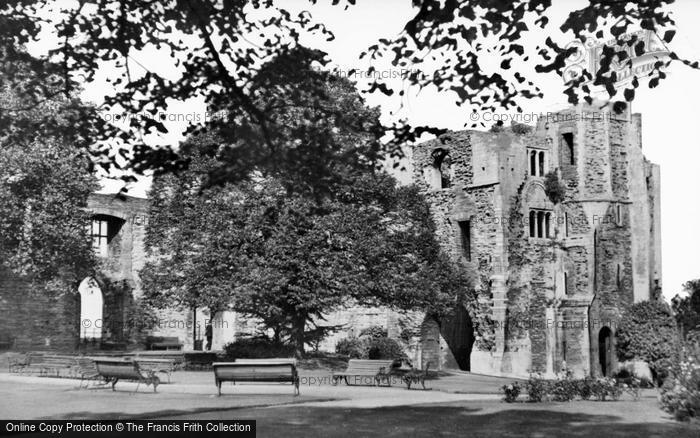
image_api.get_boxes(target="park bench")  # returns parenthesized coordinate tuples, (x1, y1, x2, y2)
(145, 336, 183, 351)
(94, 359, 160, 393)
(12, 353, 75, 377)
(332, 359, 395, 386)
(134, 358, 178, 383)
(72, 357, 102, 388)
(212, 359, 299, 396)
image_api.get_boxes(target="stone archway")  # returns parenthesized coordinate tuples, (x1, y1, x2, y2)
(440, 305, 475, 371)
(598, 326, 614, 376)
(78, 277, 103, 340)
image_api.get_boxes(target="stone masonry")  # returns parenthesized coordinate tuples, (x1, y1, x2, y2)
(411, 102, 661, 377)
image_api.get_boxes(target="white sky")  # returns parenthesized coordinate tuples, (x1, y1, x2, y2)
(27, 0, 700, 300)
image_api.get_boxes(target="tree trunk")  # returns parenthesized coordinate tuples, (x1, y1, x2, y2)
(292, 316, 306, 359)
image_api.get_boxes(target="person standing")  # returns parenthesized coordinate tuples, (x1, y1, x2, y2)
(205, 322, 213, 351)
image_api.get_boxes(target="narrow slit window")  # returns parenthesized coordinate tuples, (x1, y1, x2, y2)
(562, 132, 575, 165)
(530, 151, 537, 176)
(458, 220, 471, 261)
(529, 211, 536, 237)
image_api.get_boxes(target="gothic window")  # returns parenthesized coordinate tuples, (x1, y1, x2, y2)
(458, 220, 471, 261)
(530, 151, 537, 176)
(432, 148, 452, 189)
(529, 209, 552, 238)
(538, 151, 545, 176)
(562, 132, 575, 165)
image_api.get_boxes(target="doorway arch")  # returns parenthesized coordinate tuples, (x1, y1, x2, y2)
(78, 277, 103, 340)
(598, 326, 613, 376)
(440, 305, 475, 371)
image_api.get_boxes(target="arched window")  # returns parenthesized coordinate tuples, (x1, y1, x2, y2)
(537, 211, 545, 238)
(530, 151, 537, 176)
(562, 132, 575, 165)
(616, 264, 622, 289)
(431, 148, 452, 189)
(538, 151, 545, 176)
(529, 210, 552, 239)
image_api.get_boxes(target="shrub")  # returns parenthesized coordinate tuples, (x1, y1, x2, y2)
(551, 378, 578, 402)
(511, 122, 533, 135)
(367, 336, 406, 360)
(502, 382, 522, 403)
(223, 337, 295, 359)
(577, 376, 596, 400)
(543, 171, 566, 204)
(616, 300, 680, 385)
(335, 336, 367, 359)
(359, 326, 388, 340)
(526, 374, 549, 402)
(659, 348, 700, 422)
(590, 377, 622, 401)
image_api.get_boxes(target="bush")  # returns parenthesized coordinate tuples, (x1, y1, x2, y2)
(501, 382, 522, 403)
(551, 378, 578, 402)
(359, 326, 388, 340)
(522, 374, 628, 403)
(335, 336, 367, 359)
(526, 374, 549, 402)
(616, 300, 680, 385)
(223, 337, 295, 359)
(367, 336, 406, 360)
(577, 376, 596, 400)
(590, 377, 622, 401)
(543, 171, 566, 204)
(660, 348, 700, 422)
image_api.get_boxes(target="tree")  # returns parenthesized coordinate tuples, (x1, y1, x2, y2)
(616, 300, 680, 384)
(672, 279, 700, 340)
(1, 1, 695, 183)
(233, 175, 475, 356)
(140, 134, 252, 321)
(0, 79, 98, 292)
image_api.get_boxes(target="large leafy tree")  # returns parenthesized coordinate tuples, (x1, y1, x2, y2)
(234, 175, 475, 356)
(141, 59, 476, 355)
(0, 1, 695, 182)
(0, 81, 98, 291)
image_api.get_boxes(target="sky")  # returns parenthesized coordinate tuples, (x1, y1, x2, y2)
(26, 0, 700, 300)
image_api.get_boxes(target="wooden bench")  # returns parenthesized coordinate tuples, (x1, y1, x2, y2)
(14, 353, 76, 377)
(213, 360, 299, 396)
(72, 357, 102, 388)
(145, 336, 183, 351)
(134, 358, 178, 383)
(332, 359, 395, 386)
(94, 359, 160, 392)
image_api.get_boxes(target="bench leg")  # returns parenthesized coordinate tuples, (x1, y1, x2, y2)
(294, 377, 300, 396)
(216, 379, 222, 396)
(111, 378, 119, 391)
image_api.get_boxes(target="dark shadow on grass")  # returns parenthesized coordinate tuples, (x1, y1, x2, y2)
(173, 404, 700, 438)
